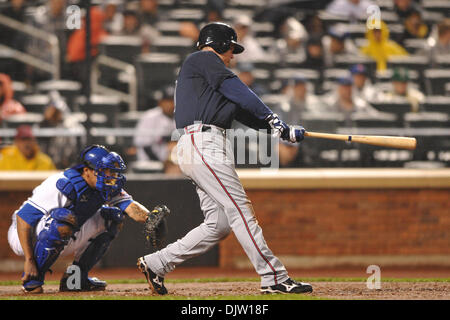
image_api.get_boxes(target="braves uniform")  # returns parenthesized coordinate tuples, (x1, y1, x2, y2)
(140, 22, 312, 294)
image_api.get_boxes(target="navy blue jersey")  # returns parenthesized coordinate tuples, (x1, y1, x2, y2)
(175, 50, 274, 130)
(175, 51, 237, 129)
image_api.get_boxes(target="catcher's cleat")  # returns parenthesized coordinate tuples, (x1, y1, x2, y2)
(59, 273, 107, 292)
(260, 278, 313, 294)
(137, 257, 167, 295)
(22, 279, 44, 294)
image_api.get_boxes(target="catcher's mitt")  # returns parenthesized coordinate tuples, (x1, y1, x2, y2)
(144, 205, 170, 249)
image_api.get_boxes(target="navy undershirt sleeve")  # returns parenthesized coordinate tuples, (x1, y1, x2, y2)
(219, 77, 273, 121)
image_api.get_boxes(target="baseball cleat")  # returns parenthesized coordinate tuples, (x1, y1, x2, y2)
(22, 278, 44, 294)
(59, 273, 107, 292)
(260, 278, 313, 294)
(137, 257, 168, 295)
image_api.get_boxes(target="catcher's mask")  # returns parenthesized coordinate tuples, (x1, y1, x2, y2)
(79, 145, 127, 201)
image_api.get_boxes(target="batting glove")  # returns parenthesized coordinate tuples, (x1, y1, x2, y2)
(281, 125, 306, 143)
(265, 113, 289, 138)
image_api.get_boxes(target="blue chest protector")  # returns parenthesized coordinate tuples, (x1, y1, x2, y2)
(56, 168, 105, 228)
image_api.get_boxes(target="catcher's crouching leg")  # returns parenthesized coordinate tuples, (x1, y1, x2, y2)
(23, 208, 76, 293)
(60, 212, 124, 292)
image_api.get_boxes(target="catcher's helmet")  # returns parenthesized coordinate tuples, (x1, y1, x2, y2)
(78, 144, 127, 201)
(197, 22, 244, 54)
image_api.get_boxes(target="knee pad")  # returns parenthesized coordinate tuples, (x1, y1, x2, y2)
(33, 211, 76, 281)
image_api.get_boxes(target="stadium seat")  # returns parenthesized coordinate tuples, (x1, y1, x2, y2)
(20, 94, 50, 113)
(3, 113, 44, 128)
(387, 55, 430, 76)
(422, 0, 450, 16)
(273, 68, 320, 93)
(35, 80, 82, 111)
(118, 111, 145, 128)
(333, 54, 377, 81)
(402, 39, 429, 54)
(151, 36, 195, 59)
(11, 81, 29, 101)
(99, 36, 142, 64)
(324, 68, 351, 82)
(135, 53, 181, 110)
(351, 112, 398, 128)
(77, 95, 121, 127)
(424, 69, 450, 96)
(404, 112, 449, 128)
(434, 54, 450, 68)
(422, 96, 450, 114)
(368, 97, 414, 119)
(155, 21, 182, 36)
(166, 8, 205, 23)
(130, 160, 165, 174)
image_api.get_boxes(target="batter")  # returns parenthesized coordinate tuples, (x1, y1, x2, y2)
(138, 22, 312, 295)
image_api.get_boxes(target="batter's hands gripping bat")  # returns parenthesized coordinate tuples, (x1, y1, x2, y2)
(304, 131, 417, 150)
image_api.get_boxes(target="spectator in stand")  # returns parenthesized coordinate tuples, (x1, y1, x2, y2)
(322, 28, 359, 67)
(0, 125, 56, 171)
(394, 0, 423, 22)
(133, 85, 179, 174)
(139, 0, 160, 26)
(117, 9, 160, 52)
(302, 13, 325, 39)
(325, 0, 375, 21)
(378, 67, 425, 113)
(399, 8, 429, 44)
(350, 64, 376, 103)
(39, 91, 79, 169)
(360, 21, 408, 71)
(236, 62, 267, 96)
(270, 16, 308, 63)
(276, 76, 329, 123)
(102, 0, 124, 34)
(179, 0, 225, 42)
(0, 73, 26, 123)
(66, 7, 108, 83)
(428, 18, 450, 64)
(323, 76, 379, 126)
(231, 15, 267, 65)
(301, 36, 325, 70)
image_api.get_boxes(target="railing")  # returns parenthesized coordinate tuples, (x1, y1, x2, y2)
(91, 54, 138, 111)
(0, 13, 60, 79)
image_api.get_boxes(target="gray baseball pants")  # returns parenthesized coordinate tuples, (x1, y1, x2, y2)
(143, 124, 288, 286)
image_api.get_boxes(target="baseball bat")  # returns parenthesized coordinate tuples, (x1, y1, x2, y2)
(304, 131, 417, 150)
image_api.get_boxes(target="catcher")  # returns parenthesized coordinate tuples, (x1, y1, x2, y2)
(7, 144, 169, 293)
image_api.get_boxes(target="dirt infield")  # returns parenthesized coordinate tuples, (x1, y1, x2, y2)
(0, 281, 449, 300)
(1, 267, 449, 300)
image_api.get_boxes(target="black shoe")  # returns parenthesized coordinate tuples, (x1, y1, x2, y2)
(261, 278, 313, 294)
(137, 257, 168, 295)
(59, 273, 107, 292)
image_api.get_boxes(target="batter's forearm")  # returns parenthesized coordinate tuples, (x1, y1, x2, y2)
(124, 201, 150, 223)
(17, 216, 35, 261)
